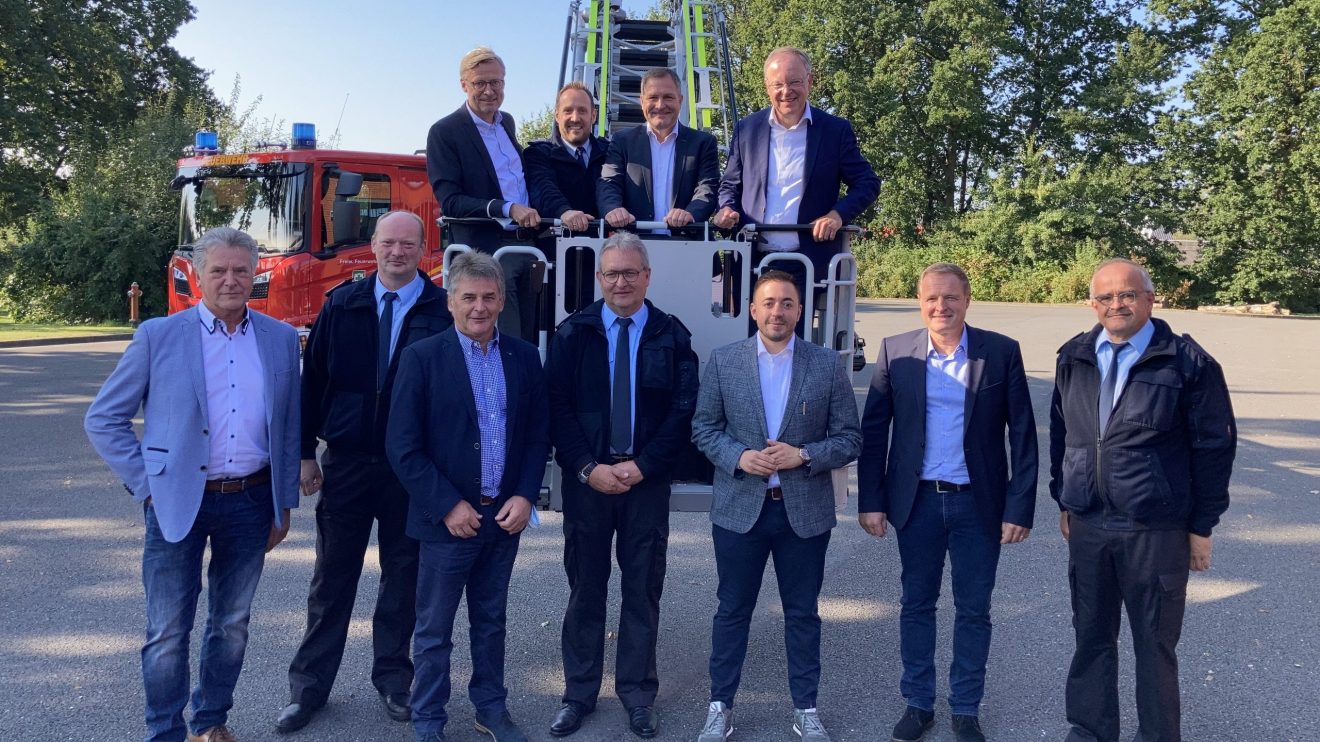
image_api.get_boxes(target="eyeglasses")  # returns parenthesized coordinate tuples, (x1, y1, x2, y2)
(466, 78, 505, 91)
(1092, 291, 1143, 306)
(769, 80, 806, 93)
(600, 269, 645, 284)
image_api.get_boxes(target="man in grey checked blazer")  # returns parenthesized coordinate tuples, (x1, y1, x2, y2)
(690, 270, 862, 742)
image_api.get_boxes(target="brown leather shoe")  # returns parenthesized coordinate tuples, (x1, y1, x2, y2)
(188, 726, 237, 742)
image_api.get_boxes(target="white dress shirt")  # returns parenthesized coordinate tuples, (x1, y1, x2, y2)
(762, 107, 813, 252)
(647, 125, 677, 234)
(198, 302, 268, 478)
(756, 333, 795, 487)
(467, 104, 529, 218)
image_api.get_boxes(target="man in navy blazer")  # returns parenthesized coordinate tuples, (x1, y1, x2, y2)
(713, 48, 880, 289)
(858, 263, 1037, 742)
(597, 68, 719, 232)
(85, 227, 301, 742)
(387, 251, 550, 742)
(426, 47, 541, 342)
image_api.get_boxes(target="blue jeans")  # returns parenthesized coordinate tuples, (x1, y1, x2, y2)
(894, 485, 1001, 717)
(709, 498, 831, 709)
(411, 521, 521, 738)
(141, 486, 272, 742)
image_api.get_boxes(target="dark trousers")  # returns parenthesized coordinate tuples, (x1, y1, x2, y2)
(560, 479, 670, 710)
(1065, 518, 1189, 742)
(411, 516, 521, 736)
(287, 450, 418, 706)
(894, 484, 1002, 716)
(709, 498, 830, 709)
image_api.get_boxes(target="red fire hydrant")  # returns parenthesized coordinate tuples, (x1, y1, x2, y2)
(127, 282, 142, 327)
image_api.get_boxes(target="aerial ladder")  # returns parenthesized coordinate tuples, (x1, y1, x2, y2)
(559, 0, 740, 142)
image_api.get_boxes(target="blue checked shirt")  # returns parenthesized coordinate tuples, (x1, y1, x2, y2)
(457, 331, 507, 502)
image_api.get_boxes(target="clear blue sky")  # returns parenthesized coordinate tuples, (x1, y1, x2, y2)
(172, 0, 651, 153)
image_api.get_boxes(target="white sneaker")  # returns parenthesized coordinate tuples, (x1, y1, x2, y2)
(696, 701, 733, 742)
(793, 708, 832, 742)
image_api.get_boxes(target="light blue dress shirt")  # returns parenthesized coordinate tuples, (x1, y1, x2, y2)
(921, 327, 971, 484)
(647, 125, 677, 234)
(1095, 318, 1155, 406)
(457, 330, 507, 503)
(374, 273, 424, 361)
(466, 105, 529, 218)
(600, 302, 649, 455)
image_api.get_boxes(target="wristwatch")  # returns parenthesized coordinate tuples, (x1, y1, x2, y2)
(577, 462, 598, 484)
(799, 447, 812, 465)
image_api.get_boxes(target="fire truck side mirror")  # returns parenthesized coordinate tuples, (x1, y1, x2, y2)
(334, 171, 364, 198)
(332, 201, 362, 245)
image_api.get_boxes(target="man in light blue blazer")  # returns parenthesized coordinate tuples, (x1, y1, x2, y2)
(85, 227, 301, 742)
(690, 270, 862, 742)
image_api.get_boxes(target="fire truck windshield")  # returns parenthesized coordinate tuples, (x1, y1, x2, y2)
(178, 162, 308, 254)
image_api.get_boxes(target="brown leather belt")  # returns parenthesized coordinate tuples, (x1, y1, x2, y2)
(480, 496, 496, 506)
(204, 466, 271, 493)
(919, 479, 973, 493)
(766, 486, 784, 501)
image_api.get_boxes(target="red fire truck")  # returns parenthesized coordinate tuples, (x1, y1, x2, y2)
(166, 125, 442, 337)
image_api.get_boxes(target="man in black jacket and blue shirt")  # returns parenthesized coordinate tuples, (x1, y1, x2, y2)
(277, 211, 453, 734)
(1051, 258, 1236, 742)
(545, 232, 698, 739)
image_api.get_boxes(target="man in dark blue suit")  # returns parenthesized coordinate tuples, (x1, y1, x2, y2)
(858, 263, 1038, 742)
(426, 47, 541, 343)
(597, 68, 719, 233)
(387, 251, 550, 742)
(713, 47, 880, 293)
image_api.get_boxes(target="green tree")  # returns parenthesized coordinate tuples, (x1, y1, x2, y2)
(0, 0, 209, 225)
(1160, 0, 1320, 311)
(517, 104, 556, 145)
(0, 94, 210, 322)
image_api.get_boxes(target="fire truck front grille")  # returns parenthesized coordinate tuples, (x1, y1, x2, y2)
(249, 283, 269, 300)
(173, 276, 191, 297)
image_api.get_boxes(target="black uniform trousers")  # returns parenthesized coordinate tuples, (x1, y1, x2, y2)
(1065, 517, 1189, 742)
(560, 477, 670, 710)
(287, 448, 419, 706)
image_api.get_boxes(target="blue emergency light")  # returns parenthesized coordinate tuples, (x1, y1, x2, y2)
(194, 130, 219, 153)
(291, 122, 316, 149)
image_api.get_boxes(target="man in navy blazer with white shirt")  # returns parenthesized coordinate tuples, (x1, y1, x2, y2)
(713, 48, 880, 288)
(85, 227, 301, 742)
(426, 47, 542, 343)
(597, 68, 719, 232)
(387, 251, 549, 742)
(858, 263, 1037, 742)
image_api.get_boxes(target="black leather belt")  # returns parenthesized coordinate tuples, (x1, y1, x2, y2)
(610, 454, 634, 463)
(919, 479, 972, 493)
(766, 486, 784, 501)
(204, 466, 271, 493)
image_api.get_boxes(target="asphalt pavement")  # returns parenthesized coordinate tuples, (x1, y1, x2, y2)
(0, 300, 1315, 742)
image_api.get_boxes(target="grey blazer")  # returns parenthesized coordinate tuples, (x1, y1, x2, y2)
(691, 336, 862, 538)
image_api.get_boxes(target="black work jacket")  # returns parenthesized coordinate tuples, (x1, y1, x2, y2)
(546, 299, 699, 482)
(301, 271, 453, 458)
(1049, 318, 1236, 535)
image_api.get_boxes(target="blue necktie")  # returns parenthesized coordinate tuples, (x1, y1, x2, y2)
(575, 146, 587, 169)
(1098, 342, 1127, 436)
(611, 317, 633, 454)
(377, 292, 398, 390)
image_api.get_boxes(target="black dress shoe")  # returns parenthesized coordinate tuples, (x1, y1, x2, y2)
(892, 706, 934, 741)
(627, 706, 659, 738)
(549, 702, 590, 737)
(378, 690, 411, 722)
(275, 702, 320, 734)
(951, 715, 986, 742)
